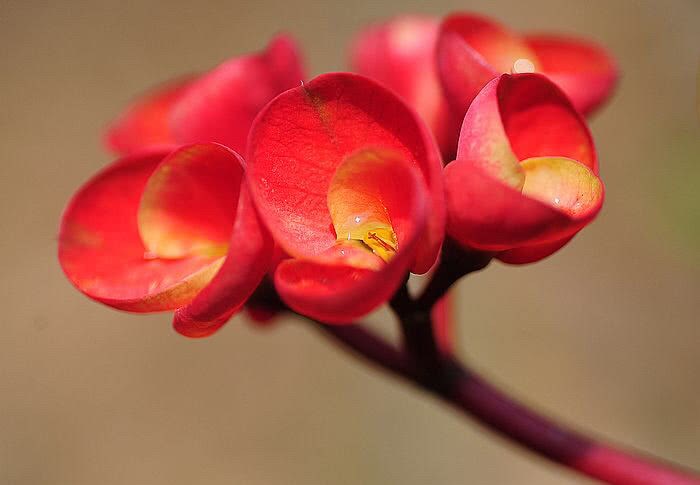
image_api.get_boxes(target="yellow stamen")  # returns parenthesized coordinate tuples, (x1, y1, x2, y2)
(363, 229, 397, 262)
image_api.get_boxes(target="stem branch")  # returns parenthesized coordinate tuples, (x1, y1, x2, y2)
(316, 323, 700, 485)
(307, 242, 700, 484)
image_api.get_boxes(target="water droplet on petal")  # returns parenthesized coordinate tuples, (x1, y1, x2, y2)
(512, 58, 536, 74)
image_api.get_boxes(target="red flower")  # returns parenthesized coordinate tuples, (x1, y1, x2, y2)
(105, 35, 305, 156)
(351, 13, 616, 159)
(437, 12, 618, 120)
(58, 143, 273, 337)
(444, 73, 604, 264)
(246, 73, 445, 322)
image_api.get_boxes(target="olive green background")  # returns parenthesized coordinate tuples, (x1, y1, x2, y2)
(1, 0, 699, 483)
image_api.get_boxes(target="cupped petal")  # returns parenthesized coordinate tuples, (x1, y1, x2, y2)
(525, 34, 618, 116)
(58, 150, 224, 312)
(437, 13, 539, 119)
(444, 157, 603, 252)
(138, 143, 244, 259)
(350, 16, 457, 156)
(170, 35, 305, 154)
(274, 259, 403, 323)
(447, 73, 603, 261)
(247, 72, 444, 274)
(443, 14, 540, 74)
(437, 30, 499, 122)
(497, 73, 598, 172)
(173, 185, 274, 337)
(104, 76, 194, 155)
(328, 148, 423, 257)
(273, 147, 429, 322)
(456, 76, 524, 188)
(519, 156, 604, 219)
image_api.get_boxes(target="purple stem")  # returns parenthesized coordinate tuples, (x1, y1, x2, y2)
(317, 323, 700, 485)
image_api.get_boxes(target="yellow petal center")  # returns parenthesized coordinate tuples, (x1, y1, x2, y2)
(327, 149, 401, 266)
(520, 156, 603, 215)
(333, 215, 398, 263)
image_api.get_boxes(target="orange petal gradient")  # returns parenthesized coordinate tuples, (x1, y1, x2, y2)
(58, 150, 225, 311)
(445, 74, 604, 262)
(138, 143, 244, 259)
(273, 148, 428, 322)
(446, 159, 585, 251)
(247, 72, 444, 275)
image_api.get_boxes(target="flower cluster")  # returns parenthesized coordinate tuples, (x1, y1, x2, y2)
(59, 12, 616, 336)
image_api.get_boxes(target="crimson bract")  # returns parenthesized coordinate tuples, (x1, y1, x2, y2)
(350, 16, 455, 156)
(351, 13, 617, 158)
(444, 73, 604, 263)
(106, 35, 305, 156)
(59, 14, 611, 333)
(59, 143, 273, 337)
(246, 73, 444, 322)
(437, 12, 618, 120)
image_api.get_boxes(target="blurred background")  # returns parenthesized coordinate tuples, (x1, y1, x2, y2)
(1, 0, 699, 483)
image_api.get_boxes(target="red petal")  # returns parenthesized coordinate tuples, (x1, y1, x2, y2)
(248, 72, 444, 274)
(138, 143, 244, 259)
(437, 14, 538, 120)
(496, 73, 598, 172)
(446, 159, 571, 251)
(173, 185, 274, 337)
(104, 76, 194, 155)
(328, 148, 426, 255)
(58, 150, 225, 311)
(350, 16, 457, 156)
(170, 35, 305, 154)
(447, 73, 603, 261)
(457, 74, 597, 173)
(525, 34, 618, 116)
(274, 259, 403, 323)
(456, 76, 523, 187)
(273, 147, 428, 322)
(442, 14, 539, 73)
(444, 157, 603, 252)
